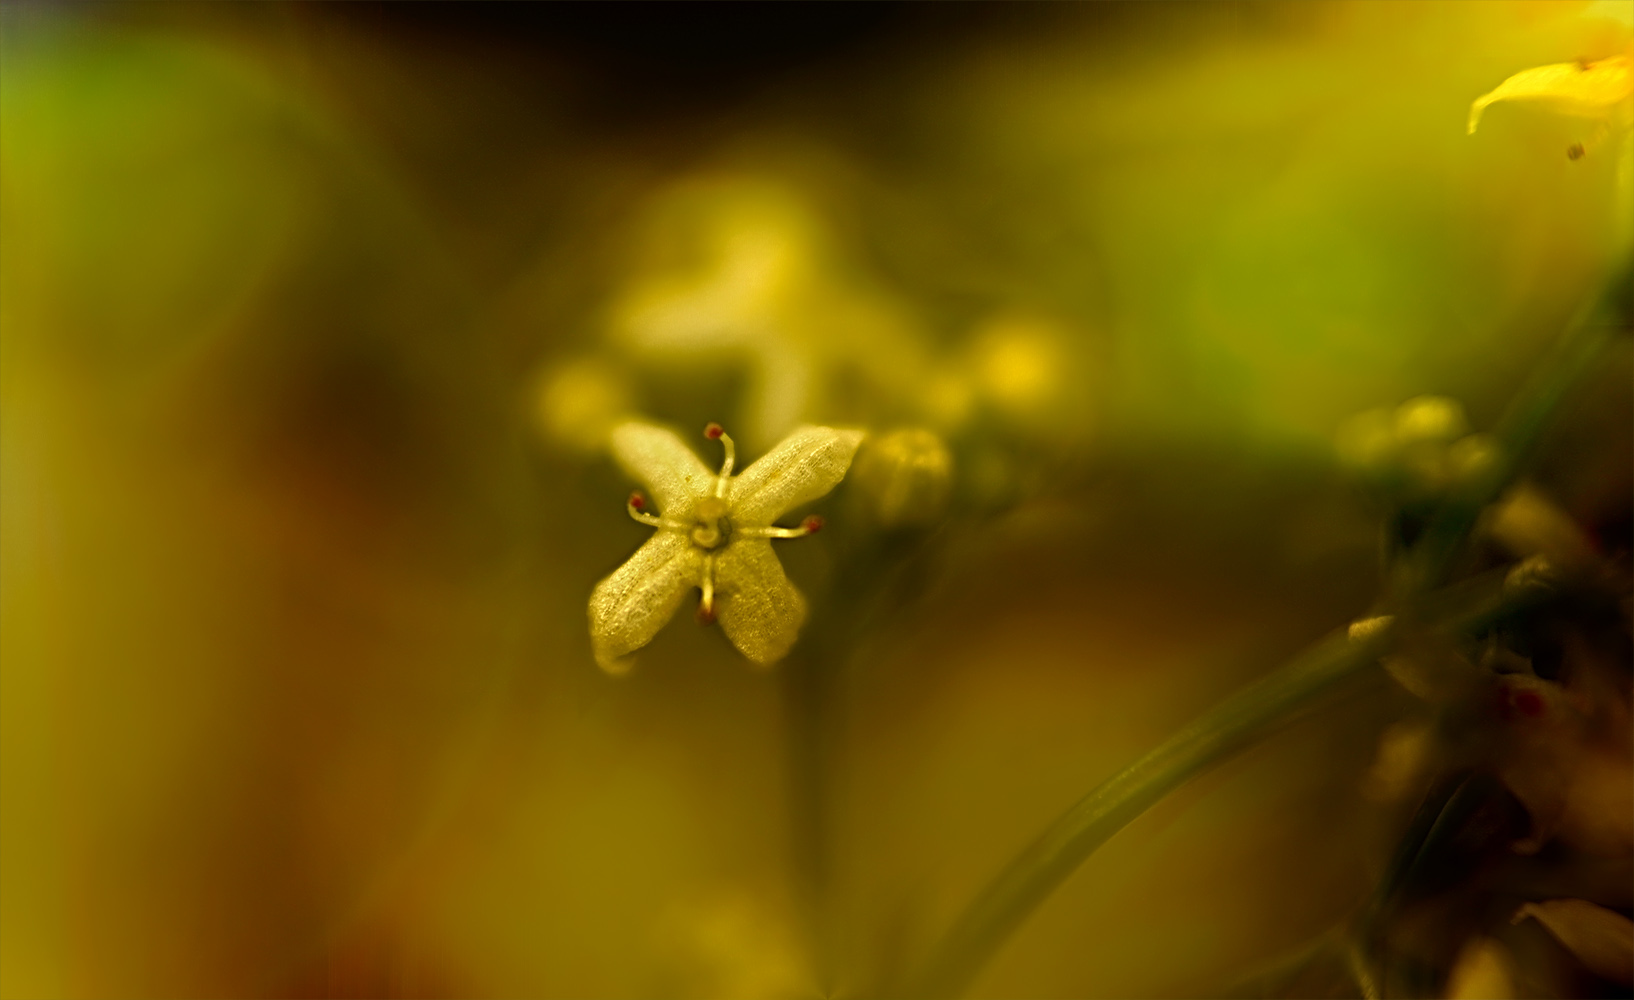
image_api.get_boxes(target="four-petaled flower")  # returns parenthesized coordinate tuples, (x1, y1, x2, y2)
(589, 420, 864, 673)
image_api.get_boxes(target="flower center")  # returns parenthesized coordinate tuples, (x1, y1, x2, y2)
(690, 496, 733, 550)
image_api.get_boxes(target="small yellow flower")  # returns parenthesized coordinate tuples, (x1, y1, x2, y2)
(588, 420, 864, 673)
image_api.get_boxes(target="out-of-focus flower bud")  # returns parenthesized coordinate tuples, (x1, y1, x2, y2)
(850, 428, 954, 527)
(1347, 614, 1394, 641)
(1336, 396, 1477, 495)
(1394, 395, 1469, 445)
(536, 356, 635, 454)
(964, 314, 1090, 439)
(1485, 485, 1598, 573)
(1395, 396, 1469, 492)
(971, 317, 1062, 420)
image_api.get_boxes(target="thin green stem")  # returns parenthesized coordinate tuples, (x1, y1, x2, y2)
(902, 622, 1387, 998)
(901, 270, 1625, 998)
(786, 523, 946, 994)
(902, 577, 1548, 999)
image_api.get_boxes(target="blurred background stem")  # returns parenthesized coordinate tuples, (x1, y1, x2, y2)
(783, 524, 947, 994)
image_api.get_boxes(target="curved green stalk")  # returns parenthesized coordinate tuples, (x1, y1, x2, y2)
(901, 268, 1626, 998)
(903, 576, 1551, 999)
(902, 621, 1395, 998)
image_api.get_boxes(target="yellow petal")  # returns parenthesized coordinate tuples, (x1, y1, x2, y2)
(714, 539, 806, 666)
(1513, 899, 1634, 985)
(1469, 54, 1634, 135)
(588, 532, 703, 673)
(609, 421, 715, 518)
(728, 425, 865, 526)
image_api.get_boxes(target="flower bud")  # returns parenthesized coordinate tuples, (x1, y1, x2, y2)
(851, 428, 953, 527)
(1395, 396, 1469, 492)
(537, 356, 635, 454)
(1337, 396, 1475, 495)
(1485, 485, 1597, 572)
(965, 314, 1091, 438)
(1394, 395, 1468, 444)
(972, 317, 1062, 422)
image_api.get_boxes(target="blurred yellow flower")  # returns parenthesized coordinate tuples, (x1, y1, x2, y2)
(589, 420, 863, 673)
(1467, 53, 1634, 137)
(610, 177, 925, 448)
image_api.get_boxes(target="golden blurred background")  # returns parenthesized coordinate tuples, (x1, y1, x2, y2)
(2, 2, 1629, 997)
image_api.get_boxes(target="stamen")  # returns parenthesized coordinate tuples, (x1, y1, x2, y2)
(705, 422, 735, 493)
(627, 491, 684, 529)
(696, 556, 717, 625)
(741, 514, 824, 540)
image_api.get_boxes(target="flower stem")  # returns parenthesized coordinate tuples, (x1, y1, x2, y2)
(900, 270, 1626, 999)
(901, 621, 1391, 998)
(903, 576, 1550, 999)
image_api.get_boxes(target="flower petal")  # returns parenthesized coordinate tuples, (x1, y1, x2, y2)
(1513, 899, 1634, 985)
(588, 531, 703, 674)
(1469, 55, 1634, 135)
(609, 421, 716, 517)
(728, 425, 864, 525)
(715, 539, 806, 666)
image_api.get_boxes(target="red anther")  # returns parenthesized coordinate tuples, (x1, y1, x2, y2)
(696, 605, 717, 626)
(1512, 689, 1545, 719)
(628, 492, 645, 510)
(704, 422, 724, 440)
(802, 515, 824, 534)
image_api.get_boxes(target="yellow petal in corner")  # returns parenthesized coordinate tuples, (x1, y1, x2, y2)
(1469, 54, 1634, 135)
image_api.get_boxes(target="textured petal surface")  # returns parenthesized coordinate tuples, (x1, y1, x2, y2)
(588, 531, 702, 673)
(715, 539, 806, 666)
(728, 425, 864, 525)
(609, 422, 715, 518)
